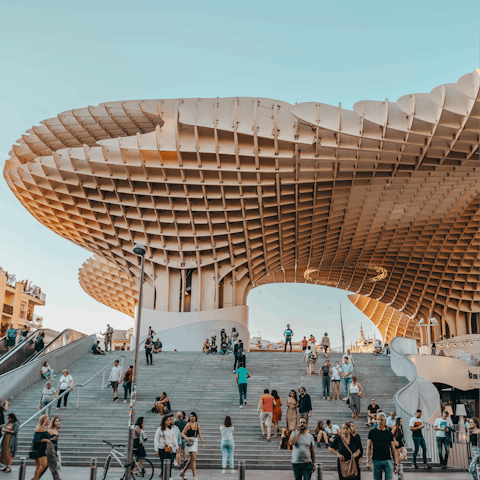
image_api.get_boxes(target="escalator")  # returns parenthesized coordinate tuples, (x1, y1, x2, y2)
(0, 328, 86, 375)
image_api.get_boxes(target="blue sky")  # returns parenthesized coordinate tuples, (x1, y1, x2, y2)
(0, 0, 478, 344)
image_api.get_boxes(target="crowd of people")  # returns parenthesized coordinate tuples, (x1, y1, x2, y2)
(202, 327, 239, 355)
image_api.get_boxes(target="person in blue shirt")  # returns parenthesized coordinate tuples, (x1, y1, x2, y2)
(341, 357, 353, 401)
(235, 362, 250, 408)
(284, 324, 294, 352)
(6, 323, 17, 351)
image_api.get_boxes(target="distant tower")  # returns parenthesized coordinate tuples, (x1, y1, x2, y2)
(359, 323, 365, 343)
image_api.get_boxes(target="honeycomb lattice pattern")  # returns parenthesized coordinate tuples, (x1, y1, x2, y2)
(4, 70, 479, 333)
(79, 255, 137, 317)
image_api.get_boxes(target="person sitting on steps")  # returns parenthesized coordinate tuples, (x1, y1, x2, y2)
(153, 338, 162, 353)
(151, 392, 171, 416)
(92, 341, 105, 355)
(203, 339, 211, 354)
(210, 336, 218, 354)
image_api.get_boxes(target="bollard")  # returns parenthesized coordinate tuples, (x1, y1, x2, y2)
(397, 463, 404, 480)
(162, 459, 171, 480)
(238, 460, 246, 480)
(102, 371, 105, 389)
(89, 458, 97, 480)
(18, 457, 27, 480)
(316, 462, 323, 480)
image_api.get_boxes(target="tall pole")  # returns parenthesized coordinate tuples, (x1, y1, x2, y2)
(340, 302, 345, 354)
(125, 246, 146, 478)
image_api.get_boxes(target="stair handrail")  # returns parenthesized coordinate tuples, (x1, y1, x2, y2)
(0, 329, 45, 366)
(18, 337, 147, 430)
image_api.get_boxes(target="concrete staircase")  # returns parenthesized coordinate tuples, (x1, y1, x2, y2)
(12, 350, 416, 470)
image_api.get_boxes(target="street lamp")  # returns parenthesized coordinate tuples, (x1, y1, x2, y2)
(418, 317, 439, 354)
(125, 243, 146, 479)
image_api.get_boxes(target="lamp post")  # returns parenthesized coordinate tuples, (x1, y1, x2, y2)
(125, 244, 146, 479)
(418, 318, 439, 354)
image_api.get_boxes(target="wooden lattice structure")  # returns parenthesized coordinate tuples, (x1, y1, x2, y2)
(3, 69, 479, 340)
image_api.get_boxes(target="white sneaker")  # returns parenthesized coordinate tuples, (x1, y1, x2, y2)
(343, 397, 348, 401)
(231, 470, 236, 474)
(244, 400, 247, 405)
(239, 405, 243, 409)
(232, 370, 236, 373)
(222, 468, 226, 474)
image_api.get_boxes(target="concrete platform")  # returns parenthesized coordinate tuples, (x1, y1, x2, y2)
(0, 465, 473, 479)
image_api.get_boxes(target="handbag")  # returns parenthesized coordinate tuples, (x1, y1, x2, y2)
(338, 434, 358, 478)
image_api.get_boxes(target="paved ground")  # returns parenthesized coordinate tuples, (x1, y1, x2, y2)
(0, 465, 474, 479)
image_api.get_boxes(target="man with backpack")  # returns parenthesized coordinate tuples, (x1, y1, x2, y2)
(233, 339, 245, 373)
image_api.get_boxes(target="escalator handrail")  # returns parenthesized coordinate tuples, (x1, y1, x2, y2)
(0, 329, 45, 366)
(21, 328, 87, 366)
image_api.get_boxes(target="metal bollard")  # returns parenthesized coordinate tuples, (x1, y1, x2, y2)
(89, 458, 97, 480)
(102, 371, 105, 389)
(17, 457, 27, 480)
(162, 459, 171, 480)
(397, 463, 404, 480)
(238, 460, 246, 480)
(316, 462, 323, 480)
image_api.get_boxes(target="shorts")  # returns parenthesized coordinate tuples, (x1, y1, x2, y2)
(7, 338, 15, 347)
(134, 444, 146, 459)
(332, 379, 340, 383)
(302, 346, 307, 351)
(260, 412, 273, 426)
(111, 381, 119, 389)
(373, 459, 393, 480)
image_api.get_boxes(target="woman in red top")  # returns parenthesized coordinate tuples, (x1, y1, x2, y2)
(271, 390, 283, 437)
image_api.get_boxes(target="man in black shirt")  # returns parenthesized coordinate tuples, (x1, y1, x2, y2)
(367, 412, 397, 480)
(298, 387, 312, 424)
(233, 339, 246, 372)
(367, 398, 381, 427)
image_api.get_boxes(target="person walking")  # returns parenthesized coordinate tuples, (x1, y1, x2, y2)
(391, 417, 407, 465)
(284, 324, 294, 352)
(289, 416, 316, 480)
(348, 376, 363, 420)
(298, 387, 312, 424)
(257, 389, 275, 441)
(319, 360, 332, 400)
(286, 390, 299, 431)
(0, 398, 9, 433)
(348, 422, 363, 472)
(180, 412, 205, 480)
(272, 390, 283, 438)
(155, 414, 176, 477)
(409, 409, 431, 470)
(5, 323, 16, 351)
(31, 414, 52, 480)
(434, 409, 454, 470)
(367, 412, 398, 480)
(220, 415, 235, 474)
(233, 339, 245, 372)
(0, 413, 19, 473)
(341, 357, 353, 401)
(39, 381, 58, 416)
(328, 422, 361, 480)
(174, 412, 187, 469)
(467, 417, 480, 480)
(133, 417, 147, 474)
(235, 361, 250, 408)
(321, 333, 330, 358)
(304, 346, 315, 377)
(331, 361, 341, 401)
(145, 337, 153, 365)
(108, 359, 123, 402)
(55, 370, 73, 410)
(122, 365, 133, 404)
(45, 416, 62, 480)
(101, 324, 114, 352)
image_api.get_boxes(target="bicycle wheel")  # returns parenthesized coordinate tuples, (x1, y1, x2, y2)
(131, 458, 154, 480)
(102, 455, 112, 480)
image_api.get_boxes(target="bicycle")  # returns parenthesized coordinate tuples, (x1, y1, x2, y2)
(102, 440, 154, 480)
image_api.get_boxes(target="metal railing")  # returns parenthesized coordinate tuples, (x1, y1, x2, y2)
(18, 338, 147, 431)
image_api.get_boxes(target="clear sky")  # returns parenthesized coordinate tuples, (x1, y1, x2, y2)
(0, 0, 478, 345)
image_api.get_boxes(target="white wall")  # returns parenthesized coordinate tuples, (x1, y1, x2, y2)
(138, 305, 250, 351)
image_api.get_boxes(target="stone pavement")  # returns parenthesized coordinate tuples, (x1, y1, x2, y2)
(0, 466, 474, 479)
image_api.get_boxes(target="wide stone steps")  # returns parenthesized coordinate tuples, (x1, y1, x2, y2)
(10, 351, 418, 470)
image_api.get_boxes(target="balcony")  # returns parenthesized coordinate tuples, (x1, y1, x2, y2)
(2, 304, 13, 316)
